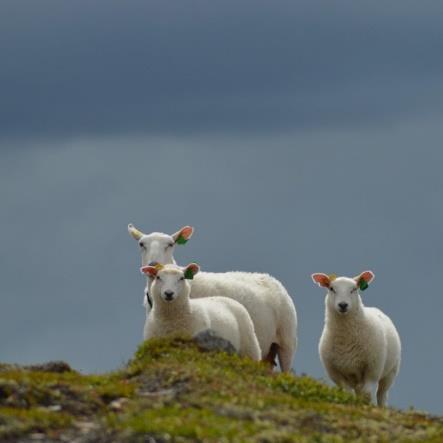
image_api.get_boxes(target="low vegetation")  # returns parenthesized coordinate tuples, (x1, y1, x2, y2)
(1, 337, 441, 442)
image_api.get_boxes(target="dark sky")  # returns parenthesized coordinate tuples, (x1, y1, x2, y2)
(1, 1, 442, 413)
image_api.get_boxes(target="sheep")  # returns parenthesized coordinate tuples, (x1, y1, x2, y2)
(128, 223, 297, 371)
(311, 271, 401, 406)
(128, 224, 193, 309)
(140, 263, 261, 361)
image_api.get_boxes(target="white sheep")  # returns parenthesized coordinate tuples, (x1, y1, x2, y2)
(141, 263, 261, 361)
(128, 224, 193, 309)
(311, 271, 401, 406)
(128, 223, 297, 371)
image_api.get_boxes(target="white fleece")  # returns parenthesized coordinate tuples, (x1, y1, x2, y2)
(145, 265, 261, 361)
(129, 225, 297, 371)
(318, 276, 401, 406)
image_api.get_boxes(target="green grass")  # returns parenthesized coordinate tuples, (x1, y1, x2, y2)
(0, 407, 72, 440)
(1, 336, 442, 442)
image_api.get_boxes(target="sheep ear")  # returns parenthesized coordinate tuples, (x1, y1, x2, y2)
(140, 266, 159, 277)
(172, 226, 194, 245)
(354, 271, 375, 291)
(311, 273, 331, 288)
(184, 263, 200, 280)
(128, 223, 145, 241)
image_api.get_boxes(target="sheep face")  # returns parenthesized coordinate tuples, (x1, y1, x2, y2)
(128, 224, 194, 267)
(153, 268, 187, 302)
(327, 278, 360, 315)
(141, 263, 200, 303)
(312, 271, 375, 316)
(138, 233, 176, 267)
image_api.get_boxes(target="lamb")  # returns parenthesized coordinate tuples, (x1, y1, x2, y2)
(311, 271, 401, 406)
(128, 223, 297, 371)
(141, 263, 261, 361)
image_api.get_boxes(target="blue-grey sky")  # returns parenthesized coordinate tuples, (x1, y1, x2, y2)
(1, 1, 442, 413)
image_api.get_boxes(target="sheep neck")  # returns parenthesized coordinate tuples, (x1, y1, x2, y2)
(325, 302, 366, 337)
(152, 293, 192, 320)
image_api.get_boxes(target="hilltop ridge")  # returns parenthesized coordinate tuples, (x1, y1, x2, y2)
(0, 336, 442, 442)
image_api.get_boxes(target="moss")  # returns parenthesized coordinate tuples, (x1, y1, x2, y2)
(0, 368, 136, 412)
(0, 407, 71, 439)
(1, 337, 442, 442)
(259, 373, 362, 405)
(109, 406, 268, 440)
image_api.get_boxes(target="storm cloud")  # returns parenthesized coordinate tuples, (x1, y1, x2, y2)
(1, 1, 443, 137)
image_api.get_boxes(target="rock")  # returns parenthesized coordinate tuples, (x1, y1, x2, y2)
(74, 420, 100, 434)
(24, 361, 74, 373)
(193, 329, 237, 355)
(29, 433, 47, 440)
(109, 398, 129, 411)
(0, 380, 19, 399)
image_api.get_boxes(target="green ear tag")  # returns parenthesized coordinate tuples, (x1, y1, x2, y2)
(176, 234, 188, 245)
(359, 279, 369, 291)
(184, 268, 194, 280)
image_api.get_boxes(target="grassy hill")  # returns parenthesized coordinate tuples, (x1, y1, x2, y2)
(1, 336, 441, 442)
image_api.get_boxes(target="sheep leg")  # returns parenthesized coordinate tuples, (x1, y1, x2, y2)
(263, 343, 278, 368)
(277, 343, 296, 372)
(325, 366, 352, 392)
(335, 380, 353, 393)
(377, 367, 398, 407)
(239, 324, 261, 362)
(355, 381, 374, 404)
(275, 325, 297, 372)
(275, 300, 297, 372)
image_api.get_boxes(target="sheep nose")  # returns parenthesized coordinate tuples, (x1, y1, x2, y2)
(164, 290, 174, 301)
(338, 302, 348, 312)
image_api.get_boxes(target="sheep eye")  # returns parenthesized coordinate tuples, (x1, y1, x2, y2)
(179, 276, 185, 281)
(351, 287, 357, 294)
(168, 243, 174, 248)
(330, 287, 335, 293)
(139, 242, 145, 248)
(156, 276, 161, 281)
